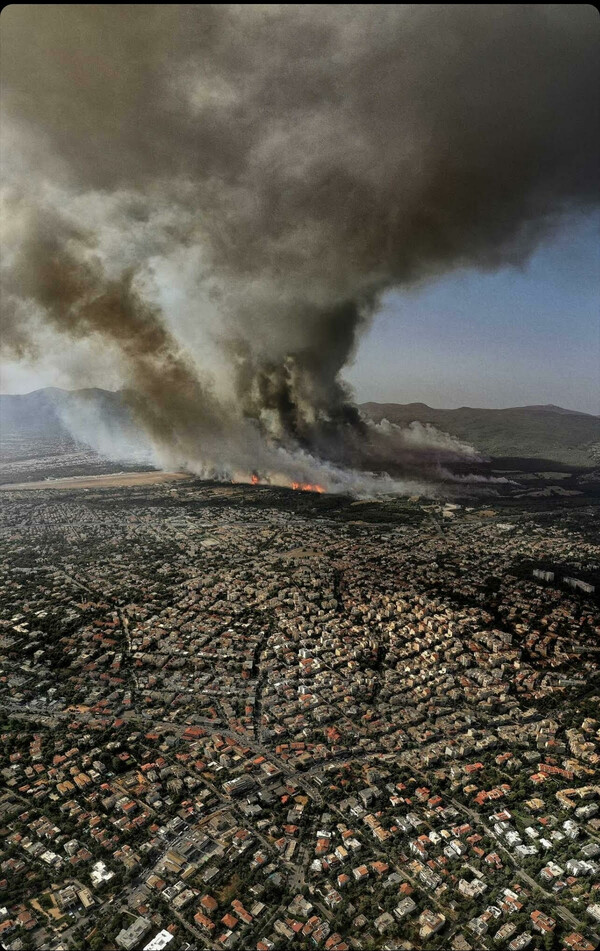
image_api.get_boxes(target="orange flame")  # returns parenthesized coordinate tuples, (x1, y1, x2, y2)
(251, 474, 260, 485)
(291, 481, 325, 493)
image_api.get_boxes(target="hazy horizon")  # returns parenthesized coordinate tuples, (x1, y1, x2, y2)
(3, 209, 597, 415)
(1, 382, 597, 417)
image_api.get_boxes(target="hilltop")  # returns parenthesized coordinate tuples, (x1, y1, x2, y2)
(360, 401, 600, 467)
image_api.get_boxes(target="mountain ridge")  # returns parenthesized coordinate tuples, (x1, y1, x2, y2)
(360, 400, 598, 418)
(360, 400, 600, 466)
(1, 388, 598, 467)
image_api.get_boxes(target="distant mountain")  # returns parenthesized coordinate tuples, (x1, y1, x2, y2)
(0, 387, 152, 483)
(0, 386, 129, 437)
(360, 401, 600, 466)
(1, 388, 598, 469)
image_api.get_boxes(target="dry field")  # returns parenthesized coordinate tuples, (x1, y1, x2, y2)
(0, 470, 191, 491)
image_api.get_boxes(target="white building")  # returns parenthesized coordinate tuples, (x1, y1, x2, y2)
(143, 931, 175, 951)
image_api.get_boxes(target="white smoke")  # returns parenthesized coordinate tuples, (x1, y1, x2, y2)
(369, 417, 480, 458)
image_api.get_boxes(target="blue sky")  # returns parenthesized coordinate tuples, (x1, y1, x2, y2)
(346, 212, 600, 414)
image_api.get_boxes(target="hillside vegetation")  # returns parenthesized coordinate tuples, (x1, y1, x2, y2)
(361, 402, 600, 466)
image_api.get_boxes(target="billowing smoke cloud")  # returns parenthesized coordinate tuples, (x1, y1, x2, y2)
(1, 5, 598, 492)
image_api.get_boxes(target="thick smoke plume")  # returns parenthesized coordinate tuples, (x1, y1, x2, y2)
(1, 5, 598, 492)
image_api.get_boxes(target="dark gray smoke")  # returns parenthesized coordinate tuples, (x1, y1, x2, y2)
(1, 5, 599, 490)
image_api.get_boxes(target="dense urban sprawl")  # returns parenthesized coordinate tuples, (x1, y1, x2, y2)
(1, 480, 599, 951)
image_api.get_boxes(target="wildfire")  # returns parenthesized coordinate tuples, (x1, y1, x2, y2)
(237, 473, 325, 493)
(291, 481, 325, 493)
